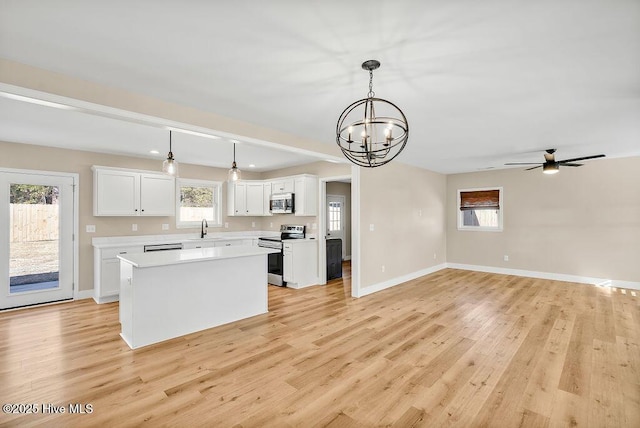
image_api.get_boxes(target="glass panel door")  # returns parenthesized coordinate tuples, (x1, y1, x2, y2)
(1, 172, 74, 310)
(326, 194, 346, 259)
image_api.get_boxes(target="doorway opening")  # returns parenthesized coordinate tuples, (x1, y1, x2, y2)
(319, 173, 357, 296)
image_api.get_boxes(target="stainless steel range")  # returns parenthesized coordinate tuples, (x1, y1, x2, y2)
(257, 224, 305, 286)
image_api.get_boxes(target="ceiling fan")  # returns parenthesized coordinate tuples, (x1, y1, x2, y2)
(505, 149, 605, 174)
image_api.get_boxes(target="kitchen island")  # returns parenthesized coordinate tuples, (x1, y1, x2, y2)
(117, 246, 279, 349)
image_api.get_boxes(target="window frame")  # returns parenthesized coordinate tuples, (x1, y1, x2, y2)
(457, 186, 503, 232)
(175, 178, 222, 229)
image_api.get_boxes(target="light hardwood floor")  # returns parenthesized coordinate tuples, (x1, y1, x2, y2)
(1, 265, 638, 427)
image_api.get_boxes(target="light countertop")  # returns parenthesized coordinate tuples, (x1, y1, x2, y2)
(93, 231, 280, 249)
(117, 246, 280, 268)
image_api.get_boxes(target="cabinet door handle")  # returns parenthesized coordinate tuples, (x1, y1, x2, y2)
(119, 251, 127, 254)
(134, 209, 138, 212)
(141, 209, 145, 212)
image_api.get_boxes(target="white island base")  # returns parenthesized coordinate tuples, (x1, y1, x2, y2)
(118, 246, 277, 349)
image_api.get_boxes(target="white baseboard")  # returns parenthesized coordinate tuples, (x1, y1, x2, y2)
(446, 263, 640, 291)
(74, 289, 94, 300)
(359, 263, 448, 297)
(355, 262, 640, 298)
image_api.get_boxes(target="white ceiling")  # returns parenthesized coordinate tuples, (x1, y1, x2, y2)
(0, 1, 638, 174)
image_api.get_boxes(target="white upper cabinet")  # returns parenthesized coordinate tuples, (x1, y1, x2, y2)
(271, 178, 294, 194)
(93, 166, 175, 216)
(139, 174, 175, 216)
(294, 175, 318, 216)
(227, 175, 318, 217)
(228, 180, 264, 216)
(228, 181, 247, 216)
(263, 182, 272, 216)
(245, 182, 264, 216)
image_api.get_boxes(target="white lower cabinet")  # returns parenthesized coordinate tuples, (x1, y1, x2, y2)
(94, 238, 259, 303)
(214, 239, 244, 248)
(94, 246, 143, 303)
(183, 241, 216, 250)
(283, 240, 318, 289)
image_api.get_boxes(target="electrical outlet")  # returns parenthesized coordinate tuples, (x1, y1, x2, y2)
(270, 222, 273, 228)
(162, 224, 169, 231)
(433, 253, 437, 260)
(132, 224, 138, 232)
(381, 265, 385, 272)
(419, 209, 423, 217)
(86, 225, 96, 233)
(370, 224, 375, 232)
(251, 221, 256, 228)
(225, 222, 229, 229)
(312, 223, 317, 229)
(504, 255, 509, 262)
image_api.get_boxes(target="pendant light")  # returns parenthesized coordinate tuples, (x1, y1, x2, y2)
(336, 60, 409, 167)
(162, 130, 179, 176)
(228, 142, 241, 181)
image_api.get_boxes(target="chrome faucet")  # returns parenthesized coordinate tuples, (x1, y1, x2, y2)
(201, 219, 208, 238)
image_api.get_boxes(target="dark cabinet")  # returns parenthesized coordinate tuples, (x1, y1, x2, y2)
(326, 239, 342, 280)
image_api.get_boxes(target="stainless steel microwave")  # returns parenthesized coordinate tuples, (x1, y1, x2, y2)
(270, 193, 295, 214)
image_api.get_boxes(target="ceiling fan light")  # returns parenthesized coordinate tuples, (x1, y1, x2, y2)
(543, 163, 559, 174)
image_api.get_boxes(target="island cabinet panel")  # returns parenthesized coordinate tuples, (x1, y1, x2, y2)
(92, 166, 174, 216)
(118, 252, 270, 349)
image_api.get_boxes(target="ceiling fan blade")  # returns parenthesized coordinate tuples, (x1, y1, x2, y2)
(561, 163, 583, 167)
(525, 165, 542, 170)
(558, 154, 605, 163)
(504, 162, 543, 165)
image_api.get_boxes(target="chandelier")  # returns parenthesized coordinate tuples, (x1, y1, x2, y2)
(336, 60, 409, 167)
